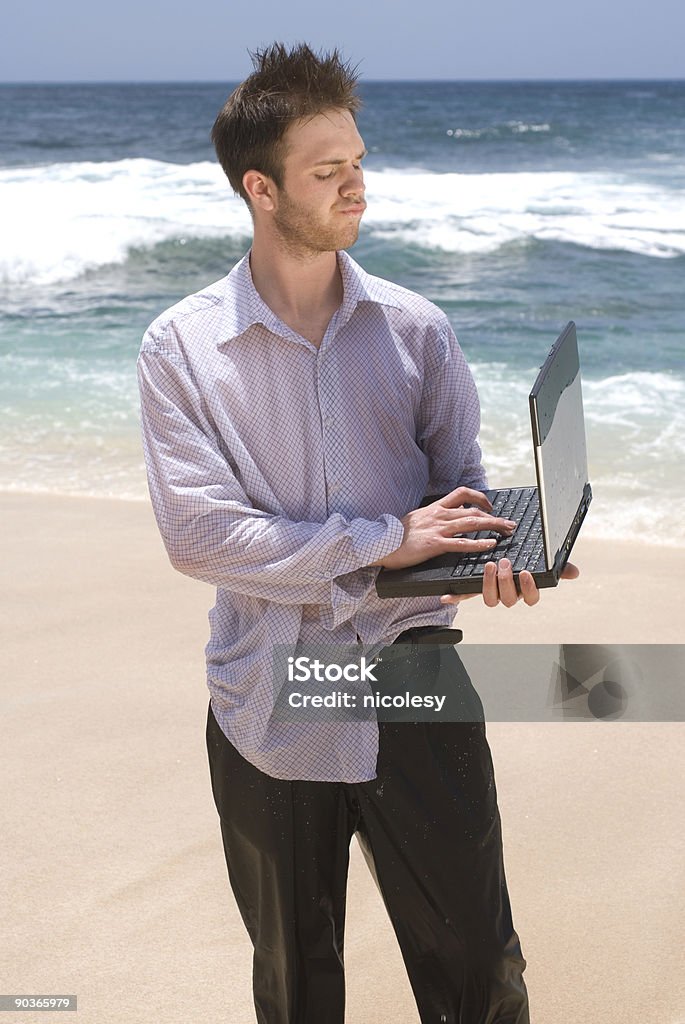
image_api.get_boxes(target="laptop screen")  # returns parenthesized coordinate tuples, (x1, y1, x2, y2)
(530, 323, 590, 568)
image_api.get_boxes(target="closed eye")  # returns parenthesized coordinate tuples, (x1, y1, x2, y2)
(313, 149, 367, 181)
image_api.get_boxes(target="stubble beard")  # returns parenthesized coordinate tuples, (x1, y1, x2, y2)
(273, 190, 361, 259)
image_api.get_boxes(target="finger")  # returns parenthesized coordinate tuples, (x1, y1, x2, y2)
(561, 562, 580, 580)
(439, 487, 493, 513)
(482, 559, 500, 607)
(495, 558, 519, 608)
(446, 506, 493, 520)
(441, 511, 517, 537)
(518, 570, 540, 606)
(438, 536, 500, 553)
(440, 592, 478, 604)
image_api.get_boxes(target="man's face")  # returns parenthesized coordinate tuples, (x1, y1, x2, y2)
(271, 108, 367, 255)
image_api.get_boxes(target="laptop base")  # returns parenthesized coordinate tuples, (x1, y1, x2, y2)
(376, 563, 562, 599)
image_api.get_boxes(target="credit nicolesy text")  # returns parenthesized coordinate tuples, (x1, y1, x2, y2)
(287, 690, 448, 712)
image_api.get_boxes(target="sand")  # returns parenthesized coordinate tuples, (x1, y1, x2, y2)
(2, 492, 683, 1023)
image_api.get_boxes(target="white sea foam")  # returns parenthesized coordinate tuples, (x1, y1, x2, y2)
(1, 159, 684, 286)
(0, 158, 252, 286)
(445, 122, 551, 139)
(363, 169, 685, 258)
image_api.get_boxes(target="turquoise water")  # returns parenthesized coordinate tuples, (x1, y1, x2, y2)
(1, 81, 683, 542)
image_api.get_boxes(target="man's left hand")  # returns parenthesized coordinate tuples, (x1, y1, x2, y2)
(440, 560, 580, 609)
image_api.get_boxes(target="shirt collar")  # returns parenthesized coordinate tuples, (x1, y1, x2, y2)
(216, 249, 402, 348)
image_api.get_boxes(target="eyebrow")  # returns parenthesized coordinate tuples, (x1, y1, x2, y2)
(312, 149, 368, 167)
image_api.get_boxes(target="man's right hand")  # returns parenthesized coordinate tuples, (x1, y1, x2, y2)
(372, 487, 517, 571)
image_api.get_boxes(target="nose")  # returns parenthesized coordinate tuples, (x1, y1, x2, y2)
(340, 164, 365, 199)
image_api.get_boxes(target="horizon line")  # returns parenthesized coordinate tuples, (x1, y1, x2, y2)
(1, 76, 684, 86)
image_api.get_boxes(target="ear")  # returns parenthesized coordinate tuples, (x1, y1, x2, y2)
(242, 170, 277, 212)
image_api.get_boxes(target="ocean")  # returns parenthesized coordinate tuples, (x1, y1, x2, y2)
(1, 80, 683, 543)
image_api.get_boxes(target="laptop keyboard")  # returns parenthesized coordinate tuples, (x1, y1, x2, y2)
(451, 487, 545, 577)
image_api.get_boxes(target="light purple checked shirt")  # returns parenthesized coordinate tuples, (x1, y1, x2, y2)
(137, 250, 487, 782)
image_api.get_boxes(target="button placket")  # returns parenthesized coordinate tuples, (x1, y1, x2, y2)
(317, 345, 345, 511)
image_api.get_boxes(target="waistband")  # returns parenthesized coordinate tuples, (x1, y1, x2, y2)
(392, 626, 463, 646)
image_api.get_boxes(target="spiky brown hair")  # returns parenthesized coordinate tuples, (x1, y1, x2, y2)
(211, 43, 361, 203)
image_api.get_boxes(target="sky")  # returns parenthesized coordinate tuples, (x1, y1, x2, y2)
(1, 0, 684, 81)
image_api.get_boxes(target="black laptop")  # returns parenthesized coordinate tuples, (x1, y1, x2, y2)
(376, 322, 592, 598)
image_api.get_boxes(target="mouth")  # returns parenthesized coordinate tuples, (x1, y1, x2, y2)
(339, 203, 367, 216)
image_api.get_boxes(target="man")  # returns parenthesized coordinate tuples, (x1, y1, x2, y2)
(138, 44, 577, 1023)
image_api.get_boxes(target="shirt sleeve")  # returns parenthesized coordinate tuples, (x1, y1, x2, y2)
(137, 343, 405, 614)
(416, 319, 488, 494)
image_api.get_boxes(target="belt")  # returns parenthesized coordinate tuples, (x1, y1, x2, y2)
(392, 625, 463, 646)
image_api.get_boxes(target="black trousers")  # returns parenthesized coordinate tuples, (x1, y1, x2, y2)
(206, 648, 529, 1024)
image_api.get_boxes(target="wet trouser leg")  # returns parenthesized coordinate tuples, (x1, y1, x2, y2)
(206, 650, 529, 1024)
(206, 704, 355, 1024)
(354, 718, 529, 1024)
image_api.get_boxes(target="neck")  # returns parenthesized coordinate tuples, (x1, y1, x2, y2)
(249, 231, 343, 344)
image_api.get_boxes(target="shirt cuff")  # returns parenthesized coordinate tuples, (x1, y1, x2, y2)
(324, 515, 405, 628)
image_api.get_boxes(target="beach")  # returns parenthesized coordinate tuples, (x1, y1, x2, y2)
(3, 79, 684, 1023)
(2, 491, 684, 1023)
